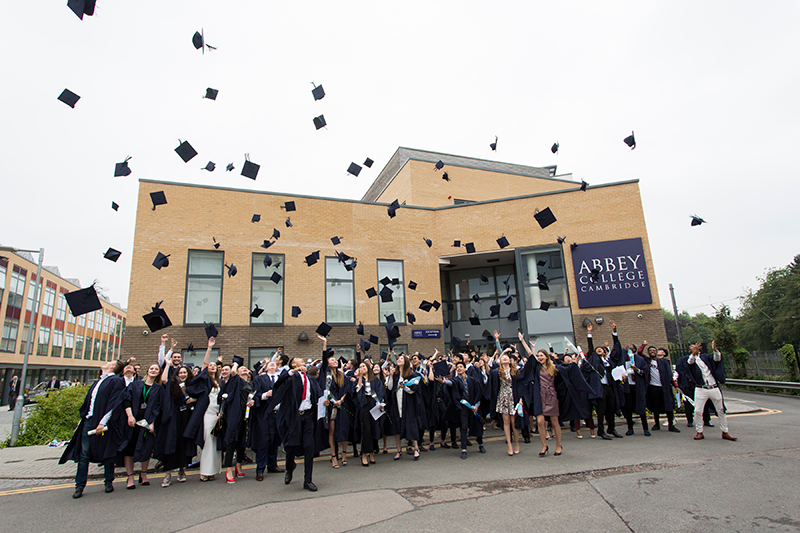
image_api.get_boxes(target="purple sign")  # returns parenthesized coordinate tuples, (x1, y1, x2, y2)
(571, 238, 652, 308)
(412, 329, 441, 339)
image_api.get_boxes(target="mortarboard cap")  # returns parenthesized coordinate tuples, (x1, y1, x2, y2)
(232, 356, 244, 367)
(313, 115, 327, 130)
(444, 319, 450, 328)
(590, 268, 600, 283)
(241, 158, 260, 180)
(57, 89, 80, 108)
(538, 281, 549, 291)
(261, 239, 274, 249)
(212, 237, 220, 249)
(153, 252, 170, 270)
(331, 236, 341, 246)
(539, 301, 551, 311)
(364, 158, 374, 168)
(580, 180, 588, 192)
(489, 304, 500, 317)
(64, 285, 102, 317)
(150, 191, 167, 210)
(226, 163, 235, 171)
(407, 312, 416, 325)
(380, 276, 391, 286)
(204, 322, 218, 339)
(434, 160, 444, 170)
(251, 214, 261, 223)
(465, 243, 476, 254)
(419, 300, 433, 312)
(432, 300, 441, 310)
(690, 215, 706, 227)
(291, 306, 302, 318)
(534, 207, 557, 229)
(537, 260, 546, 266)
(482, 329, 493, 341)
(442, 172, 450, 182)
(453, 240, 461, 248)
(114, 157, 132, 177)
(508, 311, 519, 321)
(433, 360, 450, 378)
(490, 136, 498, 151)
(226, 264, 237, 277)
(344, 259, 357, 271)
(451, 336, 462, 349)
(143, 301, 172, 332)
(380, 286, 393, 302)
(103, 248, 121, 262)
(388, 199, 400, 218)
(359, 339, 371, 353)
(187, 343, 195, 352)
(311, 84, 325, 101)
(356, 322, 364, 335)
(469, 316, 481, 326)
(479, 272, 489, 283)
(502, 294, 514, 306)
(369, 334, 379, 345)
(408, 281, 417, 290)
(68, 0, 97, 20)
(423, 237, 432, 248)
(366, 287, 377, 298)
(347, 163, 362, 177)
(472, 293, 480, 303)
(304, 251, 320, 266)
(204, 88, 218, 100)
(624, 131, 636, 149)
(551, 142, 559, 154)
(272, 228, 281, 240)
(557, 236, 566, 245)
(316, 322, 332, 337)
(263, 254, 272, 267)
(192, 31, 203, 49)
(281, 201, 296, 212)
(285, 217, 293, 228)
(497, 236, 509, 249)
(111, 201, 119, 211)
(571, 242, 579, 251)
(385, 313, 397, 326)
(250, 305, 264, 318)
(270, 271, 282, 284)
(391, 278, 400, 285)
(202, 161, 216, 171)
(175, 141, 197, 163)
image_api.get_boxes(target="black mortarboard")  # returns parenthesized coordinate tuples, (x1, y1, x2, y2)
(226, 264, 237, 277)
(490, 136, 498, 151)
(331, 236, 342, 245)
(497, 236, 509, 249)
(442, 172, 450, 182)
(434, 160, 444, 170)
(590, 268, 600, 283)
(369, 334, 379, 344)
(432, 300, 441, 310)
(537, 260, 546, 266)
(472, 293, 480, 303)
(391, 278, 400, 285)
(444, 319, 450, 328)
(557, 236, 566, 245)
(380, 276, 391, 286)
(380, 286, 393, 302)
(364, 158, 374, 168)
(311, 84, 325, 101)
(335, 251, 350, 263)
(690, 215, 706, 227)
(408, 281, 417, 290)
(483, 329, 493, 341)
(502, 294, 514, 306)
(480, 272, 489, 283)
(449, 241, 459, 249)
(451, 336, 462, 349)
(103, 248, 121, 262)
(316, 322, 332, 337)
(291, 306, 301, 318)
(57, 89, 80, 108)
(285, 217, 292, 228)
(344, 259, 357, 272)
(150, 191, 167, 210)
(489, 304, 500, 317)
(68, 0, 96, 20)
(538, 280, 549, 291)
(356, 322, 365, 335)
(540, 301, 551, 311)
(388, 199, 400, 218)
(114, 157, 132, 177)
(433, 361, 450, 378)
(212, 237, 220, 249)
(465, 243, 476, 254)
(508, 311, 519, 321)
(551, 142, 559, 154)
(624, 131, 636, 149)
(192, 31, 204, 49)
(153, 252, 170, 270)
(571, 242, 579, 251)
(205, 322, 218, 339)
(226, 163, 235, 171)
(242, 158, 260, 180)
(580, 180, 588, 192)
(281, 201, 296, 212)
(232, 355, 244, 367)
(263, 254, 272, 267)
(385, 313, 397, 326)
(423, 237, 432, 248)
(143, 301, 172, 332)
(261, 239, 274, 249)
(305, 251, 320, 266)
(534, 207, 557, 229)
(359, 338, 371, 353)
(187, 343, 195, 352)
(469, 316, 481, 326)
(204, 88, 218, 100)
(203, 161, 216, 171)
(272, 228, 281, 240)
(380, 351, 388, 361)
(64, 285, 102, 317)
(250, 305, 264, 318)
(538, 272, 547, 283)
(347, 163, 362, 177)
(270, 271, 282, 284)
(111, 201, 119, 211)
(175, 141, 197, 163)
(407, 312, 416, 325)
(366, 287, 377, 298)
(251, 214, 261, 223)
(313, 115, 327, 130)
(419, 300, 433, 312)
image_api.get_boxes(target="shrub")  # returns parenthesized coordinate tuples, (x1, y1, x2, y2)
(731, 348, 750, 378)
(13, 385, 89, 447)
(779, 344, 798, 381)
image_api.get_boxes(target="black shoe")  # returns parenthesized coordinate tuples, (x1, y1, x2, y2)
(704, 422, 714, 427)
(687, 421, 693, 428)
(609, 429, 623, 438)
(466, 440, 473, 446)
(479, 445, 486, 453)
(668, 426, 681, 433)
(460, 451, 467, 459)
(539, 446, 549, 457)
(523, 436, 531, 444)
(600, 433, 613, 441)
(284, 466, 294, 485)
(651, 423, 660, 430)
(72, 487, 83, 499)
(303, 482, 318, 492)
(105, 483, 114, 493)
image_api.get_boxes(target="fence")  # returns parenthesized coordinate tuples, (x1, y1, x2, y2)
(667, 349, 789, 378)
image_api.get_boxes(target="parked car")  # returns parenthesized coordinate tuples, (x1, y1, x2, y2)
(23, 381, 69, 404)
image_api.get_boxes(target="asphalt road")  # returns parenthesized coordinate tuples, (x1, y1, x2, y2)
(1, 390, 798, 532)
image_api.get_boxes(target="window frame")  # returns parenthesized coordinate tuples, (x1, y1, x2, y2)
(377, 259, 406, 325)
(250, 253, 285, 326)
(184, 249, 225, 326)
(325, 256, 355, 325)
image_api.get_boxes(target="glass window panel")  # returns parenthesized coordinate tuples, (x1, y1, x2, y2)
(249, 347, 281, 368)
(64, 331, 74, 358)
(38, 326, 50, 355)
(56, 291, 67, 321)
(0, 263, 5, 303)
(521, 248, 569, 309)
(1, 318, 18, 352)
(8, 271, 26, 310)
(251, 254, 284, 325)
(325, 257, 354, 324)
(75, 335, 85, 359)
(86, 312, 94, 330)
(379, 344, 408, 357)
(181, 348, 220, 368)
(51, 329, 63, 357)
(378, 260, 404, 324)
(185, 251, 224, 325)
(188, 251, 224, 276)
(42, 286, 56, 318)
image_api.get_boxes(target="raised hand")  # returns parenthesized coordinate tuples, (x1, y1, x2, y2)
(208, 337, 215, 349)
(493, 330, 500, 340)
(587, 323, 593, 333)
(611, 321, 617, 332)
(160, 333, 169, 345)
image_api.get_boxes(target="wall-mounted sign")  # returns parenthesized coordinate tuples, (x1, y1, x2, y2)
(411, 330, 441, 339)
(571, 238, 652, 308)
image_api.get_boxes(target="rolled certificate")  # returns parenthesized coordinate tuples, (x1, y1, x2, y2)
(403, 376, 422, 388)
(459, 399, 474, 410)
(87, 428, 105, 436)
(515, 403, 524, 417)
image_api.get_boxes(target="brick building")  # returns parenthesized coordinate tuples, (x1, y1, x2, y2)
(126, 147, 666, 368)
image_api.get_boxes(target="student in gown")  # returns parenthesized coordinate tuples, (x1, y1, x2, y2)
(688, 341, 737, 442)
(317, 335, 348, 468)
(583, 324, 623, 439)
(639, 343, 680, 433)
(183, 337, 221, 481)
(157, 334, 182, 381)
(219, 360, 254, 483)
(157, 363, 196, 487)
(61, 359, 126, 499)
(561, 353, 596, 439)
(355, 361, 385, 466)
(441, 360, 487, 459)
(612, 322, 650, 436)
(269, 356, 324, 491)
(117, 363, 163, 489)
(252, 361, 284, 481)
(517, 333, 563, 457)
(675, 349, 712, 428)
(386, 354, 423, 460)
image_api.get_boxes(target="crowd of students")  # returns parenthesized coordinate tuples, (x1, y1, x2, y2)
(61, 321, 736, 499)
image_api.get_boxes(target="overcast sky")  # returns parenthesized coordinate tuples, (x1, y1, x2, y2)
(2, 1, 798, 318)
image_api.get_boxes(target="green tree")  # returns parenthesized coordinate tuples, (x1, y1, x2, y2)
(13, 385, 88, 446)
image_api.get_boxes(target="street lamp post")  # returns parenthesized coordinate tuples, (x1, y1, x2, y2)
(0, 246, 44, 446)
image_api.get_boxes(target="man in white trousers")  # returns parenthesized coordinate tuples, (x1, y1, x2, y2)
(688, 341, 737, 441)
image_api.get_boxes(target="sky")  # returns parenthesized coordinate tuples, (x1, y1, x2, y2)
(1, 1, 798, 317)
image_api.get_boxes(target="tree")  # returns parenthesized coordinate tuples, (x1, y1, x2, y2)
(663, 308, 715, 348)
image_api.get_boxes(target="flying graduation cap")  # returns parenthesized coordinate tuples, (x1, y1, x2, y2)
(551, 142, 559, 154)
(489, 304, 500, 317)
(64, 284, 103, 317)
(407, 312, 416, 325)
(347, 163, 362, 177)
(192, 29, 216, 53)
(490, 136, 498, 151)
(114, 157, 132, 177)
(225, 264, 237, 277)
(590, 268, 601, 283)
(624, 131, 636, 149)
(285, 217, 293, 228)
(226, 163, 235, 171)
(291, 306, 302, 318)
(570, 242, 579, 251)
(364, 158, 374, 168)
(68, 0, 96, 20)
(408, 280, 417, 290)
(380, 286, 394, 302)
(204, 322, 218, 339)
(423, 237, 432, 248)
(241, 154, 260, 180)
(251, 214, 261, 223)
(313, 115, 327, 130)
(344, 259, 357, 271)
(175, 140, 197, 163)
(366, 287, 377, 298)
(469, 316, 481, 326)
(316, 322, 332, 337)
(442, 172, 450, 182)
(387, 199, 400, 218)
(111, 202, 119, 211)
(57, 89, 80, 108)
(497, 236, 510, 249)
(331, 236, 342, 246)
(281, 201, 296, 212)
(212, 237, 220, 249)
(250, 305, 264, 319)
(153, 252, 170, 270)
(557, 236, 566, 245)
(311, 83, 325, 101)
(204, 88, 219, 100)
(690, 215, 706, 227)
(260, 239, 274, 249)
(479, 272, 489, 283)
(434, 160, 444, 170)
(272, 228, 281, 240)
(143, 301, 172, 332)
(533, 207, 557, 229)
(464, 243, 476, 254)
(269, 271, 282, 284)
(580, 180, 588, 192)
(103, 248, 121, 262)
(304, 251, 320, 266)
(202, 161, 216, 171)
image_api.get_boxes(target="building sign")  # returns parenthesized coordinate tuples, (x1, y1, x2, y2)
(412, 329, 441, 339)
(571, 238, 652, 308)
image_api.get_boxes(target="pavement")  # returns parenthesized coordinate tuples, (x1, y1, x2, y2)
(0, 390, 797, 532)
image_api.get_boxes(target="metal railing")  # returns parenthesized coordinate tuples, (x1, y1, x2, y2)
(725, 378, 800, 394)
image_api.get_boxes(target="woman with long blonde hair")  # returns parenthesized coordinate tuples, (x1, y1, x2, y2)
(490, 349, 522, 456)
(518, 333, 562, 457)
(386, 354, 423, 460)
(317, 335, 349, 468)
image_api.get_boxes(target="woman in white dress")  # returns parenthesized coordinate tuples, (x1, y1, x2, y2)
(184, 337, 222, 481)
(200, 373, 221, 480)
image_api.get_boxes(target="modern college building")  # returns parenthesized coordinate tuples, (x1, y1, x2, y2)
(126, 147, 667, 368)
(0, 251, 127, 405)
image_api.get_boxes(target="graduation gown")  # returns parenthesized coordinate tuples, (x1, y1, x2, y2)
(59, 374, 126, 465)
(555, 363, 595, 423)
(154, 382, 195, 460)
(446, 373, 487, 438)
(183, 368, 215, 450)
(267, 370, 328, 453)
(114, 379, 163, 463)
(386, 372, 423, 441)
(647, 357, 675, 412)
(420, 371, 439, 429)
(620, 351, 649, 416)
(356, 377, 387, 440)
(250, 373, 278, 451)
(218, 374, 251, 451)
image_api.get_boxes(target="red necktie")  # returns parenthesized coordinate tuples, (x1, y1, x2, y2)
(301, 372, 307, 401)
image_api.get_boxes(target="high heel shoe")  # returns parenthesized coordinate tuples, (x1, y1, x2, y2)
(139, 473, 150, 486)
(340, 454, 347, 466)
(361, 456, 369, 467)
(554, 447, 562, 456)
(331, 455, 339, 469)
(369, 455, 376, 464)
(413, 448, 420, 460)
(126, 474, 136, 490)
(235, 465, 245, 477)
(539, 446, 549, 458)
(225, 472, 235, 484)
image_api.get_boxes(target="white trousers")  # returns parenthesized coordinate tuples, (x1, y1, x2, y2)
(694, 386, 728, 434)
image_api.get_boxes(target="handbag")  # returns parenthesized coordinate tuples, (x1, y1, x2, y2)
(210, 415, 223, 437)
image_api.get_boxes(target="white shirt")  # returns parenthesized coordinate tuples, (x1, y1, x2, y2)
(650, 359, 661, 387)
(689, 351, 721, 386)
(87, 373, 115, 426)
(600, 357, 609, 385)
(292, 371, 312, 411)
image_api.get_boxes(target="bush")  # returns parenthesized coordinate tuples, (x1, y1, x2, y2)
(13, 385, 89, 447)
(731, 348, 750, 378)
(779, 344, 798, 381)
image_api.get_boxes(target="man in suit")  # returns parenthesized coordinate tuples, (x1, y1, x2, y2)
(688, 341, 737, 441)
(8, 375, 20, 410)
(675, 350, 712, 428)
(252, 361, 285, 480)
(48, 375, 61, 389)
(643, 345, 680, 432)
(269, 357, 323, 491)
(612, 322, 651, 436)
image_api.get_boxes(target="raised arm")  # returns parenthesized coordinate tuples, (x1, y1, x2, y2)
(158, 333, 169, 367)
(517, 331, 533, 356)
(587, 323, 595, 354)
(201, 337, 215, 371)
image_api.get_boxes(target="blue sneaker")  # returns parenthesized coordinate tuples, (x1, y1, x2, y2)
(644, 430, 651, 437)
(625, 429, 634, 436)
(460, 451, 467, 459)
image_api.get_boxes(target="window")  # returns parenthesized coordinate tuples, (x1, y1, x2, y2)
(328, 346, 356, 363)
(56, 291, 67, 321)
(20, 325, 30, 355)
(249, 347, 282, 368)
(109, 315, 116, 337)
(521, 248, 569, 309)
(377, 260, 405, 324)
(103, 312, 110, 334)
(27, 280, 41, 312)
(86, 311, 94, 331)
(38, 326, 50, 356)
(42, 285, 56, 318)
(51, 329, 63, 357)
(78, 313, 85, 327)
(1, 318, 18, 352)
(0, 261, 6, 303)
(251, 253, 284, 325)
(185, 250, 224, 325)
(95, 310, 103, 331)
(8, 269, 26, 312)
(443, 265, 518, 324)
(75, 334, 85, 360)
(64, 331, 74, 358)
(93, 338, 101, 360)
(325, 257, 354, 324)
(181, 348, 220, 368)
(101, 340, 108, 361)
